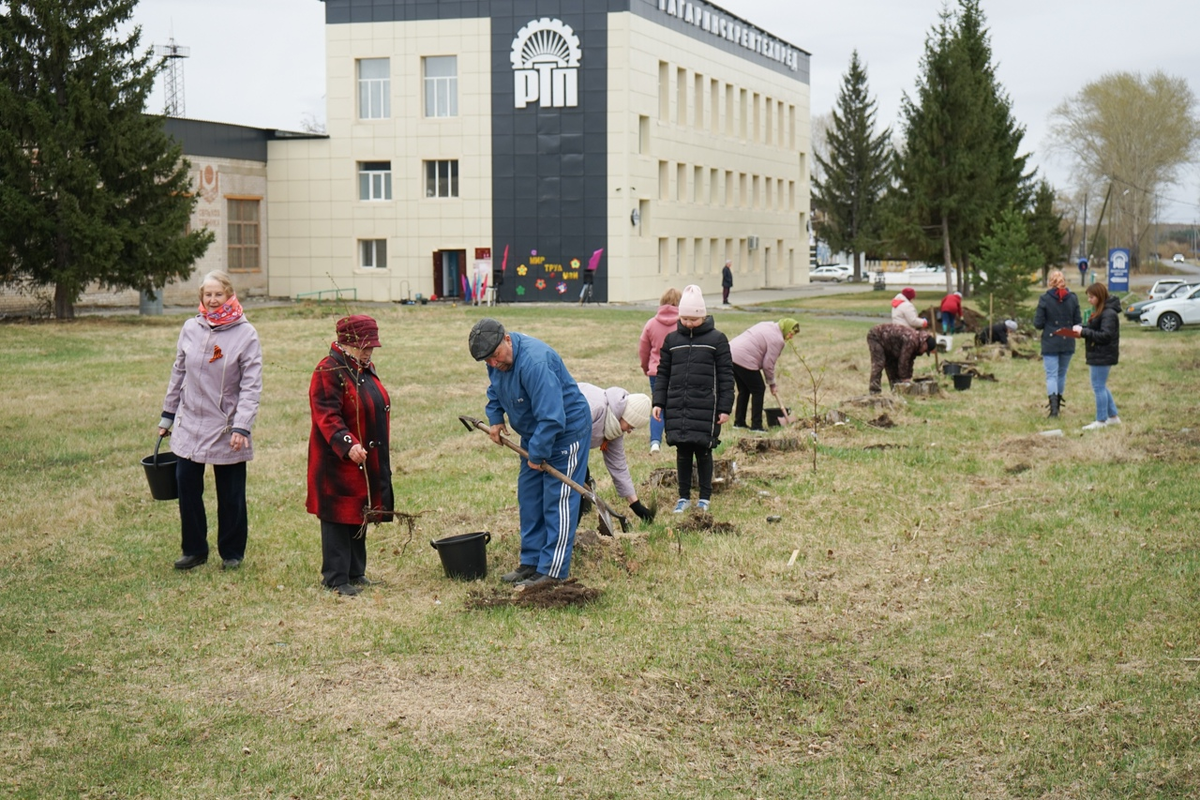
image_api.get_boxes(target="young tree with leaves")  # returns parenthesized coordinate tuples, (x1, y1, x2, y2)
(812, 51, 892, 282)
(0, 0, 212, 319)
(974, 208, 1040, 320)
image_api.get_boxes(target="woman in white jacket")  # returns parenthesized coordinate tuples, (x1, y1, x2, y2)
(891, 287, 928, 329)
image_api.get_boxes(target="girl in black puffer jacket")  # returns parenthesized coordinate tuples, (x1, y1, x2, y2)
(1077, 282, 1121, 430)
(652, 285, 734, 514)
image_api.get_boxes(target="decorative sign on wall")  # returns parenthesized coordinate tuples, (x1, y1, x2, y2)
(511, 18, 582, 109)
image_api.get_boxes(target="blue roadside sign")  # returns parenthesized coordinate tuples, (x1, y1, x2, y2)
(1108, 248, 1129, 292)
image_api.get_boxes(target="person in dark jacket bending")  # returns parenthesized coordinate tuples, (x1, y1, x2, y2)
(652, 285, 734, 514)
(1033, 270, 1082, 418)
(1075, 283, 1121, 430)
(975, 319, 1018, 346)
(866, 323, 937, 394)
(306, 315, 394, 596)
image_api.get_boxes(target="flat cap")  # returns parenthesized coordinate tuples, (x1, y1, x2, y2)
(469, 318, 506, 361)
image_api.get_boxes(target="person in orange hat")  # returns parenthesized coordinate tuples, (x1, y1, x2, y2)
(306, 314, 394, 596)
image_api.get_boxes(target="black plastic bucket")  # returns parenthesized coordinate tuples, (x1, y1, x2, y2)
(141, 436, 179, 500)
(430, 531, 491, 580)
(943, 362, 963, 376)
(765, 407, 790, 427)
(952, 373, 973, 391)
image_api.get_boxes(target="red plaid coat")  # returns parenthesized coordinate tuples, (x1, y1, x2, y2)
(306, 347, 394, 525)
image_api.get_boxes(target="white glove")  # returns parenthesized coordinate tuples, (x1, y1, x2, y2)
(1072, 325, 1082, 334)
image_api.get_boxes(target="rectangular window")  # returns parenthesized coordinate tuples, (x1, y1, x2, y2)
(710, 238, 718, 274)
(765, 177, 773, 210)
(739, 89, 747, 139)
(358, 161, 392, 201)
(357, 58, 390, 120)
(709, 168, 718, 205)
(658, 237, 667, 274)
(423, 56, 458, 117)
(778, 100, 786, 148)
(765, 97, 773, 145)
(789, 105, 796, 149)
(639, 199, 650, 237)
(658, 61, 670, 120)
(359, 239, 387, 269)
(710, 79, 720, 134)
(639, 115, 650, 154)
(694, 73, 704, 129)
(725, 84, 734, 136)
(659, 160, 669, 200)
(789, 180, 796, 211)
(226, 198, 260, 272)
(692, 165, 702, 203)
(739, 173, 747, 208)
(694, 237, 703, 273)
(424, 159, 459, 197)
(676, 237, 685, 274)
(676, 163, 686, 202)
(676, 67, 687, 126)
(724, 170, 733, 206)
(752, 93, 761, 143)
(752, 175, 760, 209)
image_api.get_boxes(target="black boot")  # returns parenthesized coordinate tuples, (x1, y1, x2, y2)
(1048, 394, 1060, 418)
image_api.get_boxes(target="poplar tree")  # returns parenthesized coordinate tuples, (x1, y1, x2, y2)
(891, 0, 1030, 294)
(0, 0, 212, 319)
(812, 51, 892, 282)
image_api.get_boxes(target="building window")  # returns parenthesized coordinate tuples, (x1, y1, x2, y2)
(357, 58, 390, 119)
(227, 198, 260, 272)
(658, 61, 670, 120)
(359, 239, 387, 269)
(676, 163, 686, 202)
(358, 161, 392, 201)
(659, 160, 669, 200)
(639, 115, 650, 154)
(424, 159, 459, 197)
(676, 67, 686, 126)
(423, 56, 458, 117)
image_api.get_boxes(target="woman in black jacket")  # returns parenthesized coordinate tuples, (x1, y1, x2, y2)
(651, 285, 734, 514)
(1032, 270, 1081, 418)
(1076, 283, 1121, 431)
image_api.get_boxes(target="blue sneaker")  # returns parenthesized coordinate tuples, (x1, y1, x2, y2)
(697, 499, 710, 512)
(672, 498, 690, 514)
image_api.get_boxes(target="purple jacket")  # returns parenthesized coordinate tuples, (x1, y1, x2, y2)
(579, 383, 635, 499)
(161, 315, 262, 465)
(729, 321, 786, 389)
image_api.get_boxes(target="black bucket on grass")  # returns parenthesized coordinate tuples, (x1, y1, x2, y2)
(430, 531, 491, 580)
(141, 435, 179, 500)
(943, 362, 963, 376)
(952, 373, 973, 391)
(765, 407, 790, 427)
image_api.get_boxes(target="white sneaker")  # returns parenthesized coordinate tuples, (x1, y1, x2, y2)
(673, 498, 690, 514)
(1082, 420, 1107, 431)
(697, 499, 710, 512)
(1105, 416, 1121, 426)
(650, 442, 660, 454)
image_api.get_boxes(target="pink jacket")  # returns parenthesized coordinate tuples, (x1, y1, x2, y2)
(729, 321, 786, 389)
(639, 304, 679, 377)
(161, 315, 263, 465)
(579, 383, 636, 499)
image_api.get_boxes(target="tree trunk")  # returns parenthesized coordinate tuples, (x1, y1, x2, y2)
(53, 282, 75, 320)
(853, 251, 862, 281)
(941, 215, 954, 294)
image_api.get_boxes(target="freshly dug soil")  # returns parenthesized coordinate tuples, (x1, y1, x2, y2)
(645, 459, 737, 492)
(465, 577, 602, 610)
(675, 511, 737, 534)
(736, 436, 803, 454)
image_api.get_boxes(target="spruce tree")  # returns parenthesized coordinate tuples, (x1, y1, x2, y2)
(0, 0, 212, 319)
(1025, 180, 1065, 284)
(812, 51, 892, 282)
(974, 207, 1039, 320)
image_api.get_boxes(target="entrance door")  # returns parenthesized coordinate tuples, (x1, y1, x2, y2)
(434, 250, 467, 298)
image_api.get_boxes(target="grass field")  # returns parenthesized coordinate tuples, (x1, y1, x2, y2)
(2, 296, 1198, 798)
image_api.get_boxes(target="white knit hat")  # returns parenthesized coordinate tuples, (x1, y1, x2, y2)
(621, 393, 652, 430)
(1004, 319, 1018, 331)
(678, 284, 707, 318)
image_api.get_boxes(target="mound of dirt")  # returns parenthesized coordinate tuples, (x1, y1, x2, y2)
(645, 459, 737, 492)
(675, 511, 737, 534)
(736, 436, 803, 454)
(867, 413, 896, 428)
(465, 577, 602, 610)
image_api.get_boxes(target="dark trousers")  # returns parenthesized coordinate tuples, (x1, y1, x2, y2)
(732, 365, 766, 429)
(866, 335, 901, 394)
(320, 520, 367, 588)
(176, 457, 247, 560)
(722, 286, 731, 304)
(676, 443, 714, 501)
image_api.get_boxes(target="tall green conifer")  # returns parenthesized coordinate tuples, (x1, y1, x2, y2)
(0, 0, 212, 318)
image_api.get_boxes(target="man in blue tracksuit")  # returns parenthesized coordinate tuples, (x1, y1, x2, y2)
(469, 318, 591, 587)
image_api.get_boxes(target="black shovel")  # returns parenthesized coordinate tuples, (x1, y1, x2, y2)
(459, 415, 629, 536)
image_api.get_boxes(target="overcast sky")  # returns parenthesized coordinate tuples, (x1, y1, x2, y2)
(127, 0, 1200, 222)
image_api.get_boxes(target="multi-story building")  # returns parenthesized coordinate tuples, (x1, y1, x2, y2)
(268, 0, 812, 303)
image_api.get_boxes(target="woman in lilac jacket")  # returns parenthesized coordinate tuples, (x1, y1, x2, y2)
(729, 318, 798, 431)
(578, 383, 656, 523)
(637, 287, 680, 454)
(158, 271, 263, 571)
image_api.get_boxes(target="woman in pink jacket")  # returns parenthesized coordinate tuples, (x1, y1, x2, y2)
(158, 271, 262, 571)
(638, 287, 680, 454)
(729, 318, 798, 431)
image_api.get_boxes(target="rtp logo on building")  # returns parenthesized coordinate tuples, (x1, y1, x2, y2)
(511, 18, 581, 109)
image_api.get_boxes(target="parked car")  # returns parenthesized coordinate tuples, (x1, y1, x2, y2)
(810, 265, 853, 282)
(901, 264, 945, 275)
(1174, 253, 1186, 263)
(1140, 284, 1200, 331)
(1148, 279, 1188, 300)
(1126, 283, 1198, 321)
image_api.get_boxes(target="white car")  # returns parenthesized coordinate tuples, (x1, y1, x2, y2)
(810, 265, 853, 282)
(901, 264, 945, 275)
(1148, 278, 1188, 300)
(1174, 254, 1186, 263)
(1140, 284, 1200, 331)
